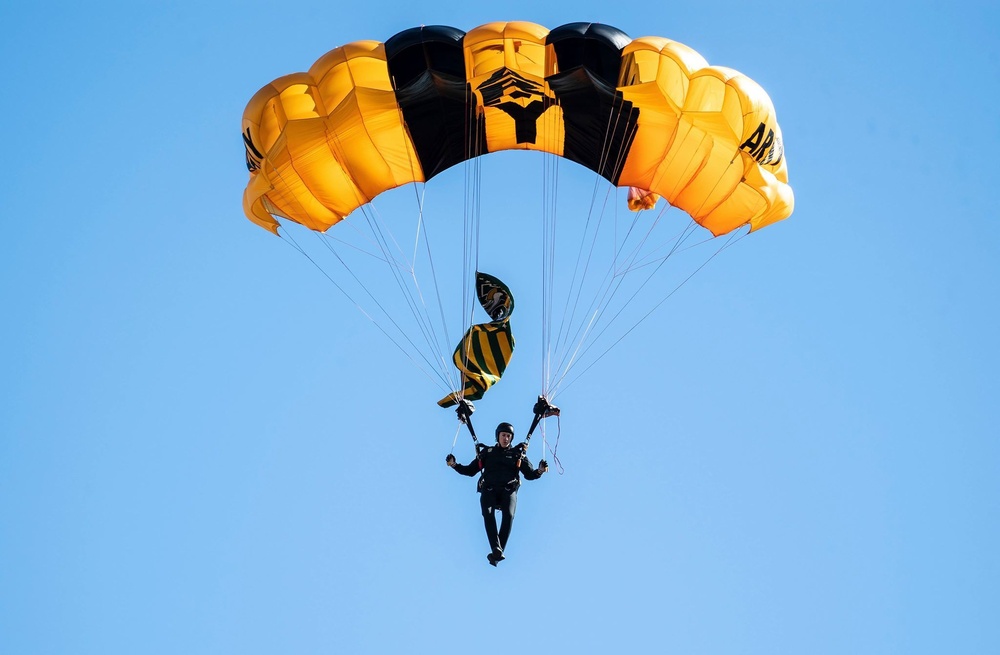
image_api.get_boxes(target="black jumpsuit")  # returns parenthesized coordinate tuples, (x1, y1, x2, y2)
(452, 443, 543, 556)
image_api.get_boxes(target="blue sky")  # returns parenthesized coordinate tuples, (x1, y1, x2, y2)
(2, 1, 998, 653)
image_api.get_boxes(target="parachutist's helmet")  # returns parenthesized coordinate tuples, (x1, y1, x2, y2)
(495, 422, 515, 442)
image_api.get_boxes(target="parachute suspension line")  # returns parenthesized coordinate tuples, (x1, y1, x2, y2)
(412, 183, 458, 386)
(546, 96, 636, 384)
(539, 98, 548, 395)
(393, 97, 455, 381)
(547, 167, 611, 380)
(553, 225, 742, 396)
(450, 423, 464, 454)
(549, 108, 640, 381)
(548, 207, 690, 391)
(469, 148, 484, 375)
(598, 113, 637, 277)
(547, 155, 561, 395)
(598, 98, 646, 275)
(474, 148, 483, 279)
(362, 214, 447, 376)
(540, 125, 726, 386)
(547, 202, 669, 385)
(605, 188, 670, 279)
(460, 90, 473, 383)
(258, 137, 452, 391)
(405, 185, 460, 391)
(555, 87, 624, 362)
(319, 223, 401, 265)
(289, 121, 456, 389)
(410, 182, 425, 263)
(610, 107, 639, 191)
(540, 96, 562, 398)
(549, 101, 563, 393)
(353, 200, 454, 386)
(546, 140, 665, 387)
(553, 226, 749, 397)
(404, 185, 449, 365)
(455, 91, 485, 402)
(612, 189, 657, 273)
(277, 225, 452, 394)
(545, 102, 670, 391)
(596, 92, 635, 188)
(458, 157, 478, 397)
(312, 225, 451, 389)
(465, 87, 483, 319)
(545, 121, 726, 388)
(629, 227, 719, 272)
(540, 99, 551, 395)
(547, 182, 617, 384)
(394, 102, 458, 393)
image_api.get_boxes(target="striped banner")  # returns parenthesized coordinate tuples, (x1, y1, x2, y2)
(439, 273, 515, 407)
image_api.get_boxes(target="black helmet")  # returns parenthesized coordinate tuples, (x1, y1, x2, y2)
(495, 422, 515, 441)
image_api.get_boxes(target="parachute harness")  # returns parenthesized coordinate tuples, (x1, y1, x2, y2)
(451, 396, 560, 472)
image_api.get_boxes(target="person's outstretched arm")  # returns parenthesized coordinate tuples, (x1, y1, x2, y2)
(447, 454, 481, 477)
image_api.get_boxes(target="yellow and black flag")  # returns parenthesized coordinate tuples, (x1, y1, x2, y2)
(438, 273, 515, 407)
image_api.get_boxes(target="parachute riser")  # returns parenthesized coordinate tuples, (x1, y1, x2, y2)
(463, 416, 481, 450)
(454, 399, 483, 452)
(516, 414, 543, 469)
(517, 396, 560, 468)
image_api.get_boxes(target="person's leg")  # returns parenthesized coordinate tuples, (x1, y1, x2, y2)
(497, 491, 517, 553)
(480, 492, 503, 560)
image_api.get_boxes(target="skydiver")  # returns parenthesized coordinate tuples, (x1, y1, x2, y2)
(446, 421, 548, 566)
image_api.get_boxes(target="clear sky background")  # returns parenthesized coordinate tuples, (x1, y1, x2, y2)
(2, 1, 998, 653)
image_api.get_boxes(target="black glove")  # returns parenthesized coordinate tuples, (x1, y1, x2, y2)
(538, 459, 548, 473)
(533, 396, 560, 418)
(455, 399, 475, 422)
(446, 454, 456, 466)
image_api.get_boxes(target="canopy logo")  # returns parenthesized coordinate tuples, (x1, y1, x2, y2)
(244, 128, 263, 172)
(475, 68, 554, 145)
(740, 122, 783, 166)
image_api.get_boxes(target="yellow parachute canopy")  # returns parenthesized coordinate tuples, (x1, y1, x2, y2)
(242, 21, 793, 238)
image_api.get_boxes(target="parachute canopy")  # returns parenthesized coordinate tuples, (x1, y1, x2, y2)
(242, 21, 793, 238)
